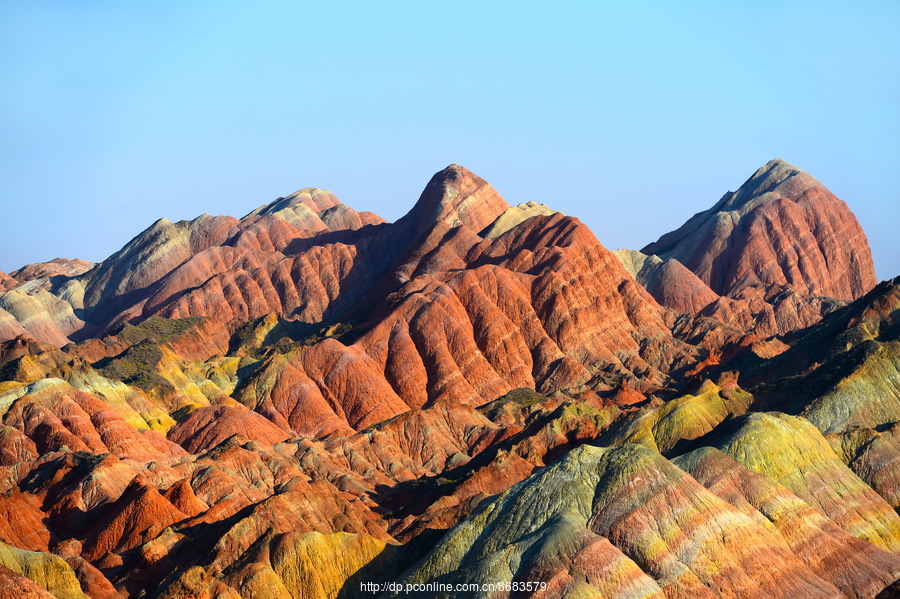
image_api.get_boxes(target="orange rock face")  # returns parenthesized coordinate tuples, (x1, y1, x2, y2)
(0, 161, 895, 597)
(167, 405, 291, 453)
(0, 272, 19, 293)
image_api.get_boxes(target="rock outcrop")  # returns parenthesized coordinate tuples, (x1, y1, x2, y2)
(634, 159, 877, 335)
(615, 249, 721, 314)
(643, 159, 876, 301)
(10, 259, 94, 284)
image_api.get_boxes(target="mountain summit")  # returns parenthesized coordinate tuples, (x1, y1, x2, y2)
(405, 164, 511, 232)
(643, 159, 876, 301)
(0, 161, 898, 598)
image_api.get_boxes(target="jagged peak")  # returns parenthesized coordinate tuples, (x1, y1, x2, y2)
(405, 164, 510, 233)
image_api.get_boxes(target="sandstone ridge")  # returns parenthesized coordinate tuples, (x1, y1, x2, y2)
(0, 161, 895, 598)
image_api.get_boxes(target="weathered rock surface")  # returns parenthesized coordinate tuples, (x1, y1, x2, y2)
(637, 159, 877, 335)
(220, 531, 397, 599)
(676, 447, 900, 598)
(167, 405, 291, 453)
(10, 259, 94, 284)
(0, 541, 89, 599)
(0, 564, 56, 599)
(615, 249, 720, 314)
(0, 271, 19, 293)
(479, 200, 556, 238)
(0, 161, 895, 598)
(601, 379, 752, 454)
(729, 277, 900, 435)
(644, 159, 876, 301)
(0, 283, 86, 347)
(708, 412, 900, 553)
(395, 444, 849, 599)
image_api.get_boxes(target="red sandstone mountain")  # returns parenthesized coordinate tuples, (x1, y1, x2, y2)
(2, 166, 702, 408)
(0, 162, 897, 598)
(10, 259, 95, 284)
(643, 159, 876, 300)
(630, 159, 877, 335)
(0, 272, 17, 293)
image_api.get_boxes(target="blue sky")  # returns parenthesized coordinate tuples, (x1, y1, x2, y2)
(2, 1, 898, 279)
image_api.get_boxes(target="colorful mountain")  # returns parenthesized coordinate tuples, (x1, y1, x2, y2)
(624, 159, 877, 337)
(0, 160, 895, 598)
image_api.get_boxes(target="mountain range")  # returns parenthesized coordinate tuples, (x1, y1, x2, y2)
(0, 158, 897, 599)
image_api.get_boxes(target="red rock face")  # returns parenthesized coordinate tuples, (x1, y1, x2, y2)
(10, 259, 95, 284)
(0, 272, 18, 292)
(644, 159, 876, 300)
(0, 162, 895, 597)
(82, 214, 241, 314)
(402, 164, 511, 233)
(642, 257, 721, 314)
(641, 159, 878, 334)
(80, 475, 189, 562)
(38, 164, 696, 438)
(166, 405, 292, 453)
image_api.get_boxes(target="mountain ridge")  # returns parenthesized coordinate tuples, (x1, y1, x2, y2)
(0, 160, 895, 598)
(642, 158, 876, 301)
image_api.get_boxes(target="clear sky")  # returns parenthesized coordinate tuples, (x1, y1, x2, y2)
(2, 1, 898, 279)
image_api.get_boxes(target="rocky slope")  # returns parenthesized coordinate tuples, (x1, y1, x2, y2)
(395, 443, 899, 599)
(644, 159, 875, 301)
(0, 161, 896, 598)
(624, 159, 877, 336)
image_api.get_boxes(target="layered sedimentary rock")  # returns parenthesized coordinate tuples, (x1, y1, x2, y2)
(2, 166, 695, 401)
(676, 447, 900, 598)
(615, 249, 720, 314)
(0, 542, 89, 599)
(731, 277, 900, 435)
(0, 161, 896, 597)
(643, 159, 876, 301)
(600, 379, 752, 455)
(0, 272, 16, 293)
(479, 200, 556, 238)
(708, 412, 900, 553)
(395, 444, 856, 599)
(632, 159, 877, 335)
(10, 259, 94, 284)
(0, 289, 84, 347)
